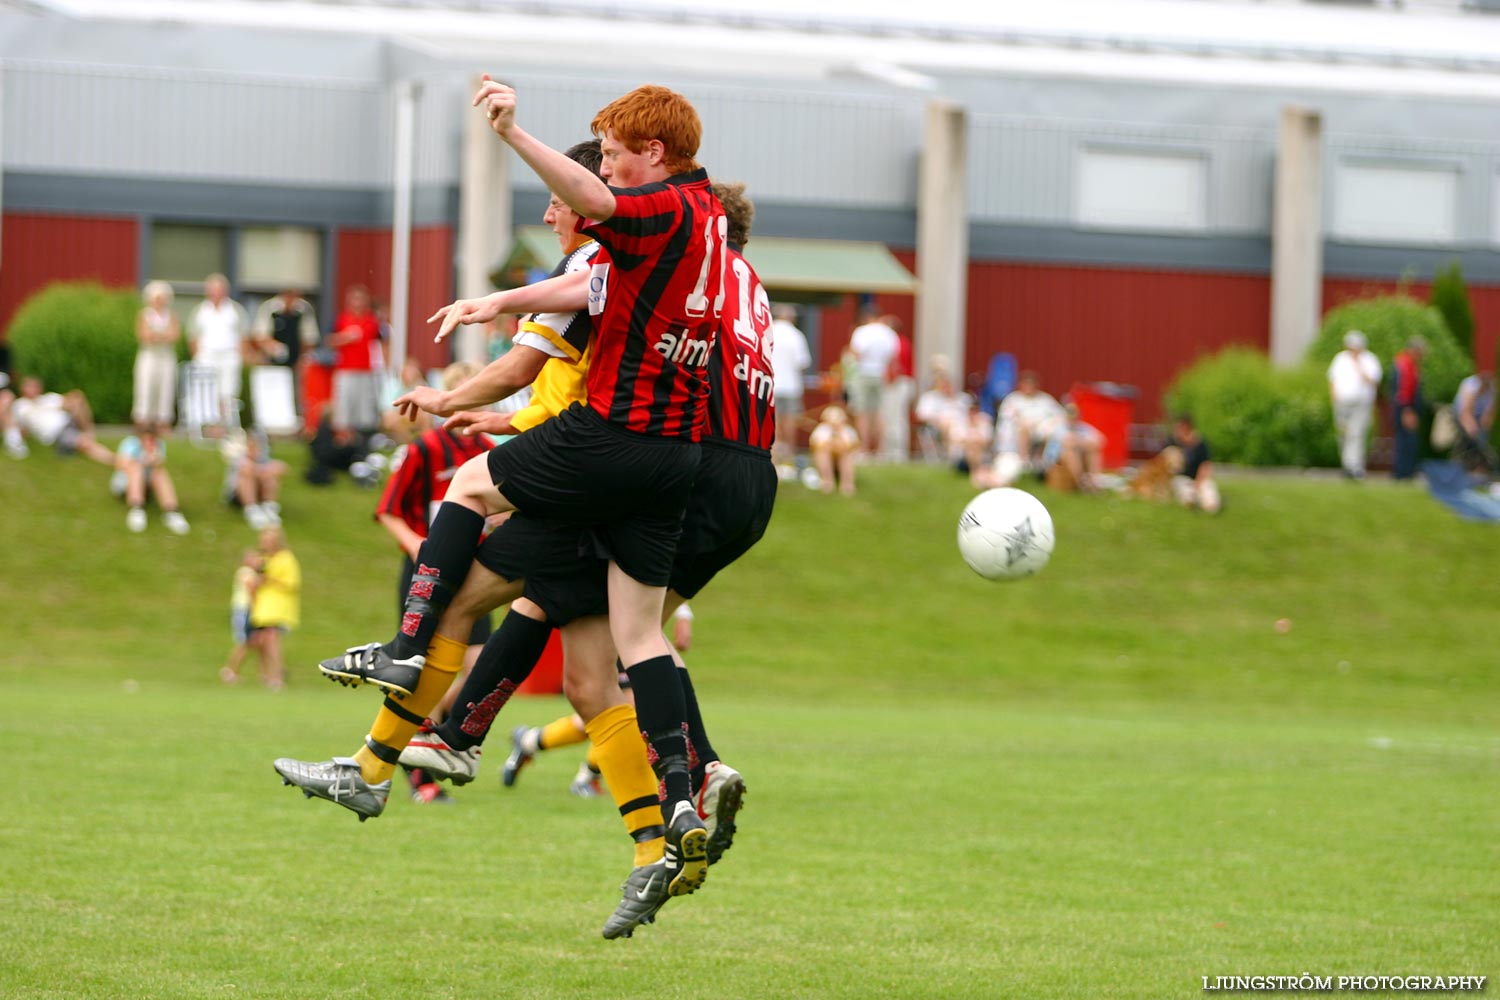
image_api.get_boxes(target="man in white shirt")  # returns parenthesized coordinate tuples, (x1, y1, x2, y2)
(913, 369, 972, 463)
(996, 370, 1065, 469)
(1, 376, 116, 464)
(847, 305, 899, 457)
(189, 273, 250, 423)
(1327, 330, 1382, 479)
(769, 304, 810, 470)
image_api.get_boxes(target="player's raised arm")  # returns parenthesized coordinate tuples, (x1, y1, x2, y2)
(474, 75, 616, 221)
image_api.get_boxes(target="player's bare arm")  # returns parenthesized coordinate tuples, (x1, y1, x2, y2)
(393, 345, 548, 420)
(443, 409, 515, 438)
(474, 75, 615, 221)
(429, 270, 589, 344)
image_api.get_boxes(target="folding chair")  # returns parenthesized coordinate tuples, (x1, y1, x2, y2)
(249, 365, 300, 436)
(179, 361, 239, 447)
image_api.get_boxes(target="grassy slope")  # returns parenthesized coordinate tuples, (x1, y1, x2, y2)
(0, 442, 1496, 999)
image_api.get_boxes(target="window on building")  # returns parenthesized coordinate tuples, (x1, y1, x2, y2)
(1075, 148, 1208, 232)
(239, 225, 324, 321)
(1333, 162, 1458, 244)
(149, 223, 228, 288)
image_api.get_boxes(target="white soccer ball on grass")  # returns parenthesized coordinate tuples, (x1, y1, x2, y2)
(956, 488, 1055, 581)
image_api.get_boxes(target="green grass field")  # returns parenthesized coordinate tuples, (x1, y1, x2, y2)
(2, 441, 1497, 999)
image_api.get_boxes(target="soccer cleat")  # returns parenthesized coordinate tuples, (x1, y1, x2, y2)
(399, 726, 481, 785)
(696, 760, 746, 865)
(500, 725, 537, 788)
(163, 510, 190, 535)
(126, 507, 147, 533)
(569, 761, 604, 798)
(601, 859, 672, 940)
(318, 642, 424, 698)
(662, 799, 709, 897)
(272, 756, 390, 821)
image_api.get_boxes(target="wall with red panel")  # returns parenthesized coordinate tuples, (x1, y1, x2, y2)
(1324, 277, 1500, 372)
(0, 213, 139, 337)
(332, 225, 454, 372)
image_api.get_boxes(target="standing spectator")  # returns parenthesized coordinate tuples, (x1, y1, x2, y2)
(117, 426, 190, 535)
(1327, 330, 1382, 480)
(1167, 414, 1221, 514)
(769, 303, 811, 472)
(251, 288, 321, 414)
(220, 548, 263, 684)
(847, 305, 899, 457)
(879, 315, 915, 462)
(1451, 370, 1497, 476)
(133, 281, 180, 429)
(1, 376, 116, 465)
(188, 273, 250, 425)
(249, 527, 300, 692)
(1391, 336, 1426, 481)
(329, 285, 383, 437)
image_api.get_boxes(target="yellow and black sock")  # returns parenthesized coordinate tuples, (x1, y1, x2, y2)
(352, 633, 466, 785)
(539, 714, 587, 751)
(586, 703, 665, 868)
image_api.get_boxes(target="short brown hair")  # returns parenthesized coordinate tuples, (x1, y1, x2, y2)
(713, 181, 754, 247)
(592, 85, 702, 174)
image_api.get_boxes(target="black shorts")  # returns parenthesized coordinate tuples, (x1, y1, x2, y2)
(400, 556, 493, 646)
(473, 513, 608, 628)
(486, 403, 699, 586)
(499, 440, 776, 624)
(669, 441, 777, 599)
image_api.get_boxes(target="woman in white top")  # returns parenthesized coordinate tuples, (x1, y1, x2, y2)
(134, 280, 181, 427)
(189, 273, 249, 422)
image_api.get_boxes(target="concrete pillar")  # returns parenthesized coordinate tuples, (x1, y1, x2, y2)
(389, 78, 419, 374)
(916, 100, 967, 388)
(455, 74, 513, 367)
(1271, 105, 1323, 367)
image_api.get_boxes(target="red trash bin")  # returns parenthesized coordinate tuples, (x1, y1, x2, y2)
(515, 628, 565, 696)
(1069, 381, 1137, 470)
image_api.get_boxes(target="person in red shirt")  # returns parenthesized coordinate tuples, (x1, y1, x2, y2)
(1392, 336, 1426, 481)
(329, 285, 382, 436)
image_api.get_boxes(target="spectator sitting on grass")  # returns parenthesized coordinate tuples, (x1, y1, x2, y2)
(116, 425, 190, 535)
(1167, 413, 1220, 514)
(997, 370, 1064, 472)
(809, 404, 859, 496)
(224, 428, 290, 528)
(1, 376, 117, 465)
(914, 369, 972, 464)
(1451, 370, 1496, 478)
(1041, 401, 1104, 494)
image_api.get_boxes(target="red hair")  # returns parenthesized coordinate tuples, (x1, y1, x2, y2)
(592, 85, 702, 174)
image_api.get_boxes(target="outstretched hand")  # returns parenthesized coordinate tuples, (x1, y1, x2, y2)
(428, 295, 504, 344)
(444, 409, 514, 437)
(392, 385, 450, 422)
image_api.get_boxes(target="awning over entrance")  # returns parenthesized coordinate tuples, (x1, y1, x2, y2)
(496, 228, 917, 300)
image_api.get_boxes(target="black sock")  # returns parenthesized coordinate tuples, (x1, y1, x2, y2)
(386, 503, 485, 661)
(625, 654, 692, 810)
(438, 609, 553, 750)
(678, 666, 717, 791)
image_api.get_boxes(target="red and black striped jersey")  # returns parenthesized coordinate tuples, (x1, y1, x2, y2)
(707, 247, 775, 452)
(374, 427, 493, 541)
(580, 168, 725, 442)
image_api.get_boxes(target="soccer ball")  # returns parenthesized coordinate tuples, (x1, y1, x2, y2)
(957, 488, 1055, 581)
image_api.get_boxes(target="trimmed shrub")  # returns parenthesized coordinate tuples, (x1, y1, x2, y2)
(1310, 295, 1469, 404)
(1429, 261, 1475, 360)
(1164, 347, 1339, 467)
(7, 282, 141, 425)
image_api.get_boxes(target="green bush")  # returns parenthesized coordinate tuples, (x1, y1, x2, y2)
(1164, 347, 1339, 467)
(7, 282, 140, 425)
(1310, 295, 1470, 404)
(1429, 261, 1475, 360)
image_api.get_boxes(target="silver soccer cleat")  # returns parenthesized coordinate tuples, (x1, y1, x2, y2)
(273, 756, 390, 821)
